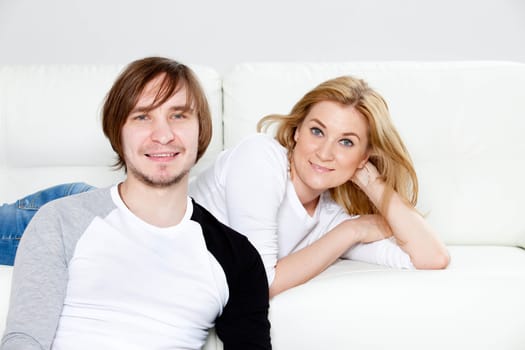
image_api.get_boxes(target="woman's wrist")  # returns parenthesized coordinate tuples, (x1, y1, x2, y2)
(352, 162, 381, 190)
(355, 169, 385, 205)
(338, 218, 367, 244)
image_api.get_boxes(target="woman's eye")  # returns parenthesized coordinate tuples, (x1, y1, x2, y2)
(310, 127, 323, 136)
(339, 139, 354, 147)
(171, 113, 185, 120)
(134, 114, 148, 121)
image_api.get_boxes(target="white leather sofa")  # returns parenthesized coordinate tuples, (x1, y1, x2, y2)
(1, 62, 525, 349)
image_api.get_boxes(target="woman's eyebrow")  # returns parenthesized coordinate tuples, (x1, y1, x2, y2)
(341, 131, 361, 140)
(310, 118, 361, 140)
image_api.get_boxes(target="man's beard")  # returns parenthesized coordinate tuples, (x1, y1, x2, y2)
(127, 164, 190, 188)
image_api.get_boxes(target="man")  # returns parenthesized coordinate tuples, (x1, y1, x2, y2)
(1, 57, 271, 350)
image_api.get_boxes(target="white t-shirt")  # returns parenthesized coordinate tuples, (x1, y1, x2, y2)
(52, 189, 228, 350)
(190, 134, 412, 284)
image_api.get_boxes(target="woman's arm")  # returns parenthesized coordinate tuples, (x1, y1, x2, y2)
(269, 214, 392, 297)
(217, 136, 393, 297)
(352, 162, 450, 270)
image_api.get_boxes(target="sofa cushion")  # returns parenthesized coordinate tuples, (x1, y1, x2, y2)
(269, 245, 525, 349)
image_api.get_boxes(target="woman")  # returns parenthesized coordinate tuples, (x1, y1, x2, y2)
(190, 76, 449, 297)
(0, 76, 449, 296)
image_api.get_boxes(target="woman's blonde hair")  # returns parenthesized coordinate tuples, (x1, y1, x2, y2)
(257, 76, 418, 216)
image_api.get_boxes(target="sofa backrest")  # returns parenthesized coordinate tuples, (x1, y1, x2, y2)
(222, 62, 525, 248)
(1, 61, 524, 248)
(0, 64, 223, 203)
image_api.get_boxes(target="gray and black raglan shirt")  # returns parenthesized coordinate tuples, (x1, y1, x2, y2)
(1, 186, 271, 350)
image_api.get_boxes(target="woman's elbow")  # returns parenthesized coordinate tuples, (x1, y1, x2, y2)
(269, 285, 279, 299)
(431, 249, 451, 269)
(413, 249, 450, 270)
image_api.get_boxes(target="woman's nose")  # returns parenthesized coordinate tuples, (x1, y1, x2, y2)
(316, 140, 334, 160)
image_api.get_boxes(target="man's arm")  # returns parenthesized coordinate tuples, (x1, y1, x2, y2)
(1, 205, 69, 350)
(214, 237, 271, 350)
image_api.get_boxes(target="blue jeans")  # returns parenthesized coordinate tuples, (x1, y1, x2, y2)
(0, 182, 94, 265)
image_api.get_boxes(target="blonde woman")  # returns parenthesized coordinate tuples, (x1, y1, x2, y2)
(190, 76, 449, 297)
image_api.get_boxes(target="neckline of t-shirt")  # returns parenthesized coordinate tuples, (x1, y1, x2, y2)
(110, 184, 194, 234)
(285, 178, 324, 222)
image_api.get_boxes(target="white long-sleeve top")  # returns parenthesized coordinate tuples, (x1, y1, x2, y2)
(190, 133, 413, 285)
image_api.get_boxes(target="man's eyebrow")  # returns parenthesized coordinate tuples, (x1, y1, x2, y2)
(130, 104, 193, 114)
(310, 118, 361, 140)
(167, 105, 194, 112)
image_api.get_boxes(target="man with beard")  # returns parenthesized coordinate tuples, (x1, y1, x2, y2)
(1, 57, 271, 350)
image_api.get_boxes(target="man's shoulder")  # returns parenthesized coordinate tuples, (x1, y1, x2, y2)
(190, 200, 261, 264)
(190, 200, 247, 242)
(191, 199, 269, 299)
(40, 186, 114, 217)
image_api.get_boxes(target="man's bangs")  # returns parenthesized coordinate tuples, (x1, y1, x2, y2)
(148, 75, 194, 113)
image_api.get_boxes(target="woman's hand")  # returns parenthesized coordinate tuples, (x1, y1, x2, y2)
(350, 162, 450, 270)
(349, 214, 393, 243)
(351, 161, 381, 189)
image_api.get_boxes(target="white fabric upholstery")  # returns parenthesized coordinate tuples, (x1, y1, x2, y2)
(270, 246, 525, 349)
(2, 62, 525, 349)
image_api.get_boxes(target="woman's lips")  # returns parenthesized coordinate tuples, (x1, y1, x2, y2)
(309, 161, 333, 173)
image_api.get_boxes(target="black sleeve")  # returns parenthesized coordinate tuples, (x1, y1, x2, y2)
(214, 236, 271, 350)
(190, 201, 271, 349)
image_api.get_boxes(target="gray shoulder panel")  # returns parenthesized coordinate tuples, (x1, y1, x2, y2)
(1, 187, 115, 350)
(52, 187, 116, 263)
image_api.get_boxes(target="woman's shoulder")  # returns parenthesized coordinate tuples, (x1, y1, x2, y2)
(215, 133, 290, 187)
(227, 133, 288, 163)
(236, 132, 285, 150)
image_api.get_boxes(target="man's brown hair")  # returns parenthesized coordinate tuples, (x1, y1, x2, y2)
(102, 57, 212, 170)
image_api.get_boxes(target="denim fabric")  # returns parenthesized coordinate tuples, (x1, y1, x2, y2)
(0, 182, 95, 265)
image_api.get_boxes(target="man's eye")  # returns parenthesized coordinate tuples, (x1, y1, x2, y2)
(310, 127, 323, 136)
(339, 139, 354, 147)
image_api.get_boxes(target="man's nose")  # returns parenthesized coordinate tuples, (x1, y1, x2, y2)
(151, 119, 175, 145)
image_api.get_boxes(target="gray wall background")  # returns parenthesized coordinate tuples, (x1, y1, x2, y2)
(0, 0, 523, 73)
